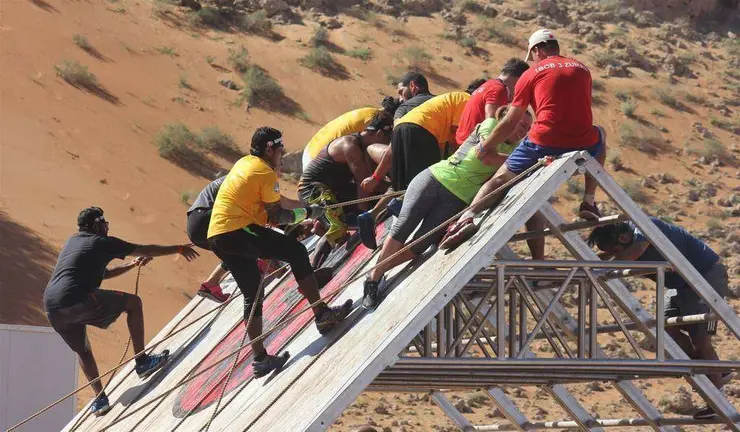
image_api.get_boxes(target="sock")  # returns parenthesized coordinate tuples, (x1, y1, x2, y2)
(460, 210, 476, 221)
(135, 354, 150, 367)
(254, 350, 268, 362)
(583, 194, 595, 206)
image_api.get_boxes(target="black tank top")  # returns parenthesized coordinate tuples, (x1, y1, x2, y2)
(300, 134, 360, 192)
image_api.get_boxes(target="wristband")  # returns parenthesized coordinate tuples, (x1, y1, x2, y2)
(292, 207, 308, 223)
(178, 245, 184, 254)
(371, 171, 382, 182)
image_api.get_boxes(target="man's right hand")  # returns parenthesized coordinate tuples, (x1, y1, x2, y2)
(178, 245, 200, 262)
(361, 176, 379, 193)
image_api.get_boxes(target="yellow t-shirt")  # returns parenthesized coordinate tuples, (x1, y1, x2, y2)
(304, 107, 382, 161)
(208, 155, 281, 238)
(395, 92, 471, 147)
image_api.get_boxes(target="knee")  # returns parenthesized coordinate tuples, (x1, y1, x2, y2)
(126, 294, 143, 312)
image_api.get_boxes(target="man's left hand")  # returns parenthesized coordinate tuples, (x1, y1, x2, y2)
(133, 256, 153, 267)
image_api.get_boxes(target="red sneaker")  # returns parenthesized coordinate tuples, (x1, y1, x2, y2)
(578, 202, 602, 221)
(197, 282, 229, 303)
(439, 218, 478, 251)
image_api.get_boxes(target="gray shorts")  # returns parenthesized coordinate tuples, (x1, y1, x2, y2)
(665, 262, 728, 338)
(389, 169, 467, 255)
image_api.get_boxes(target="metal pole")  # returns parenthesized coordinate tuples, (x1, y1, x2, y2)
(519, 288, 527, 350)
(656, 267, 666, 361)
(493, 260, 671, 269)
(474, 416, 728, 430)
(589, 283, 597, 359)
(578, 280, 587, 359)
(497, 264, 506, 359)
(509, 288, 518, 357)
(424, 323, 432, 358)
(437, 309, 445, 357)
(508, 214, 628, 243)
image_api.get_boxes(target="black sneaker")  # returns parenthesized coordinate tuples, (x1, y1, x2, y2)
(357, 212, 378, 250)
(91, 394, 111, 417)
(693, 406, 718, 420)
(578, 202, 602, 221)
(252, 352, 290, 379)
(135, 350, 170, 379)
(362, 279, 381, 310)
(315, 299, 353, 335)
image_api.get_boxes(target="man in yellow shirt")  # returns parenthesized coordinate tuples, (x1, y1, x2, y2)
(302, 96, 400, 171)
(208, 127, 352, 378)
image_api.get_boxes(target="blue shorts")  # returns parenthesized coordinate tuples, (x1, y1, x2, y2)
(505, 129, 604, 174)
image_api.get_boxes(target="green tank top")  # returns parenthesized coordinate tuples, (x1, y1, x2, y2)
(429, 118, 516, 204)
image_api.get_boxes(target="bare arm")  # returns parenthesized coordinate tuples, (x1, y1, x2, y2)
(484, 103, 501, 119)
(265, 201, 302, 225)
(280, 195, 303, 210)
(361, 145, 392, 193)
(103, 256, 152, 279)
(613, 241, 650, 262)
(131, 245, 199, 261)
(480, 106, 526, 153)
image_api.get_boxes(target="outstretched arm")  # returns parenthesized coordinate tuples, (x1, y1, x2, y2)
(131, 245, 199, 261)
(103, 256, 152, 279)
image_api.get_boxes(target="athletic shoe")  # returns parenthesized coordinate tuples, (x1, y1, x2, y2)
(720, 371, 735, 386)
(362, 279, 381, 310)
(197, 282, 229, 303)
(91, 394, 111, 417)
(578, 202, 602, 221)
(315, 299, 353, 335)
(693, 406, 718, 420)
(253, 352, 290, 379)
(135, 350, 170, 379)
(357, 212, 378, 250)
(387, 198, 403, 217)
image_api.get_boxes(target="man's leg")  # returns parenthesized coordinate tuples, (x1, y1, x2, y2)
(666, 327, 695, 355)
(123, 294, 146, 357)
(369, 237, 417, 282)
(204, 264, 228, 286)
(77, 348, 105, 395)
(693, 334, 722, 387)
(524, 214, 545, 260)
(580, 126, 608, 219)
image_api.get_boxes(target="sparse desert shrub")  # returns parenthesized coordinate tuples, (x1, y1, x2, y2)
(592, 79, 605, 92)
(180, 191, 193, 206)
(459, 37, 477, 49)
(54, 60, 98, 88)
(228, 45, 249, 74)
(701, 139, 731, 160)
(346, 47, 372, 61)
(684, 91, 706, 105)
(240, 65, 284, 107)
(622, 180, 650, 203)
(179, 74, 192, 89)
(241, 10, 272, 34)
(608, 152, 626, 171)
(619, 123, 669, 155)
(655, 87, 682, 110)
(402, 46, 432, 70)
(310, 26, 329, 47)
(649, 108, 665, 117)
(153, 123, 201, 159)
(566, 178, 584, 195)
(73, 34, 91, 50)
(191, 6, 225, 28)
(592, 51, 619, 68)
(300, 46, 340, 73)
(156, 46, 177, 56)
(478, 22, 518, 46)
(615, 90, 630, 101)
(454, 0, 481, 13)
(206, 55, 216, 65)
(710, 117, 736, 133)
(572, 41, 587, 55)
(199, 126, 243, 162)
(620, 99, 637, 117)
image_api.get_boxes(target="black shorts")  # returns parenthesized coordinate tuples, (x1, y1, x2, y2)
(187, 208, 212, 250)
(46, 289, 133, 354)
(390, 123, 441, 191)
(209, 225, 314, 319)
(665, 263, 729, 339)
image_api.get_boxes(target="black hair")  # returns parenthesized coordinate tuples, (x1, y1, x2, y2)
(465, 78, 487, 94)
(365, 111, 393, 133)
(250, 126, 283, 157)
(77, 206, 104, 232)
(587, 222, 633, 250)
(500, 58, 530, 77)
(380, 96, 401, 116)
(399, 71, 429, 93)
(533, 39, 560, 55)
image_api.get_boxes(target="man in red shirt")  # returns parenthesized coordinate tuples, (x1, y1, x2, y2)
(455, 58, 530, 146)
(441, 29, 608, 252)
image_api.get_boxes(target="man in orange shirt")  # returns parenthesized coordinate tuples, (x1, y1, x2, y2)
(208, 127, 352, 378)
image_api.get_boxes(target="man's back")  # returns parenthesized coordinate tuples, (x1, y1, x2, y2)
(511, 56, 597, 148)
(394, 92, 435, 120)
(455, 79, 508, 144)
(44, 233, 135, 311)
(396, 92, 471, 146)
(633, 217, 720, 288)
(303, 107, 381, 169)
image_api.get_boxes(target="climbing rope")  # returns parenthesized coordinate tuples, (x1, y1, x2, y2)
(12, 158, 548, 431)
(322, 189, 405, 209)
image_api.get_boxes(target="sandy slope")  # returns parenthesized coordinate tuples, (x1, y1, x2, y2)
(1, 0, 739, 425)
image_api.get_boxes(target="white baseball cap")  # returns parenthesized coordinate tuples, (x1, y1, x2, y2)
(525, 29, 557, 61)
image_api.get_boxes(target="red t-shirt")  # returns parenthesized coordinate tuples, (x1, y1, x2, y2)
(511, 56, 598, 148)
(455, 79, 509, 145)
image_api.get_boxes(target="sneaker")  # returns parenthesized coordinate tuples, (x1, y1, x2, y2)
(91, 394, 111, 417)
(362, 279, 381, 310)
(252, 352, 290, 379)
(439, 218, 478, 251)
(135, 350, 170, 379)
(720, 371, 735, 386)
(315, 299, 353, 335)
(693, 406, 718, 420)
(197, 282, 229, 303)
(578, 201, 602, 221)
(357, 212, 378, 250)
(387, 198, 403, 218)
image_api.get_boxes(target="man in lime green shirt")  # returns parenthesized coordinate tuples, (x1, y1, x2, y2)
(361, 108, 533, 310)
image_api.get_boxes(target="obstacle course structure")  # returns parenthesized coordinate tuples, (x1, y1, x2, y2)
(60, 151, 740, 431)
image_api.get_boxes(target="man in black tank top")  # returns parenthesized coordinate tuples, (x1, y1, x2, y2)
(299, 113, 393, 261)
